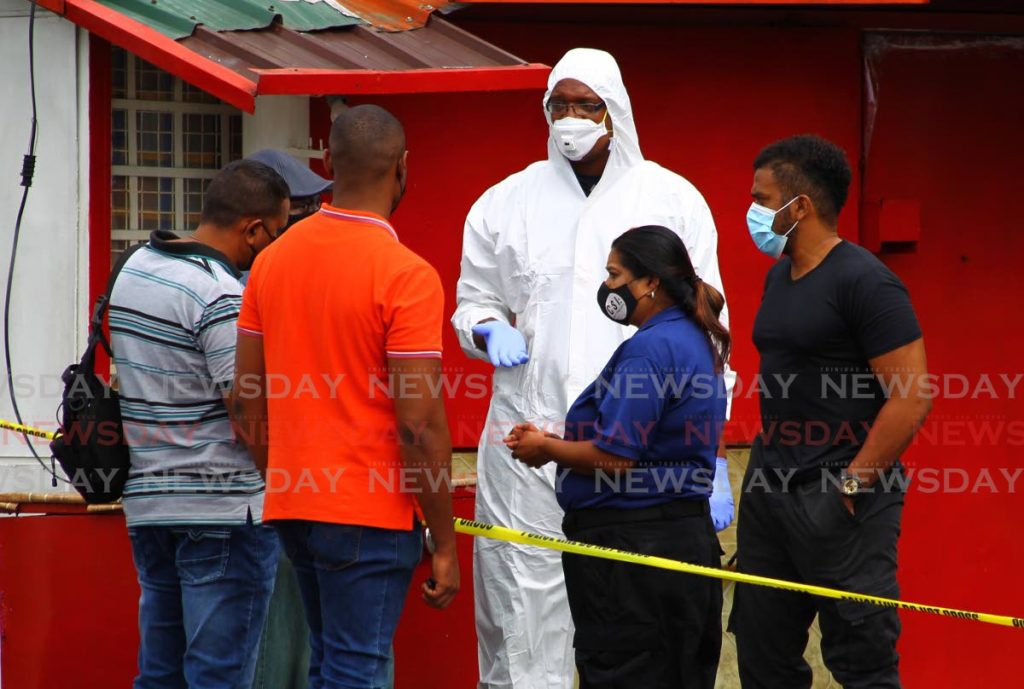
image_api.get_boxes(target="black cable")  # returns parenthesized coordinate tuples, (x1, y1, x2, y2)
(4, 0, 67, 485)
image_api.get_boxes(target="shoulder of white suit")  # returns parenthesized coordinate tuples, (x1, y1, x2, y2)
(473, 160, 563, 209)
(628, 160, 703, 196)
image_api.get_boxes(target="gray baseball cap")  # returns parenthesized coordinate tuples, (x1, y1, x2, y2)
(246, 149, 331, 198)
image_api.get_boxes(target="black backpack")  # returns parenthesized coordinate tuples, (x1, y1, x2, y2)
(50, 243, 145, 503)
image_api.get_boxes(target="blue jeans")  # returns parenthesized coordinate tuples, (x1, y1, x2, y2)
(128, 523, 280, 689)
(274, 520, 422, 689)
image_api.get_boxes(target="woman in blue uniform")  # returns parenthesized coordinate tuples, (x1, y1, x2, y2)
(505, 225, 729, 689)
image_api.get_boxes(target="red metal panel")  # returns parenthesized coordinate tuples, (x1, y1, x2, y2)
(457, 0, 928, 4)
(255, 64, 551, 95)
(88, 34, 112, 378)
(393, 488, 480, 688)
(0, 512, 139, 688)
(34, 0, 66, 12)
(860, 33, 1024, 686)
(0, 490, 479, 689)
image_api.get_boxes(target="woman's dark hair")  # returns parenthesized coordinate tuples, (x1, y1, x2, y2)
(611, 226, 731, 370)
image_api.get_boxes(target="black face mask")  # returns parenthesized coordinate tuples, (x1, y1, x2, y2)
(391, 173, 407, 215)
(240, 221, 279, 272)
(597, 280, 639, 323)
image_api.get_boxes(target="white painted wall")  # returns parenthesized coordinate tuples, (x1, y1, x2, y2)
(0, 9, 317, 495)
(243, 95, 318, 162)
(0, 2, 88, 493)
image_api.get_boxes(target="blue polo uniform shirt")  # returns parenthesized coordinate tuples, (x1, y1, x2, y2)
(557, 306, 727, 511)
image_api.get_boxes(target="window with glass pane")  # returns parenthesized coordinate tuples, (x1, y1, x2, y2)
(111, 176, 129, 230)
(182, 81, 218, 105)
(136, 111, 174, 167)
(183, 178, 211, 229)
(110, 47, 243, 267)
(112, 48, 127, 100)
(229, 116, 243, 162)
(183, 114, 222, 169)
(135, 58, 174, 101)
(112, 109, 128, 166)
(138, 177, 175, 231)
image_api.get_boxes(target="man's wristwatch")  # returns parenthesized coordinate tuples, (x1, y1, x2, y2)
(839, 471, 864, 497)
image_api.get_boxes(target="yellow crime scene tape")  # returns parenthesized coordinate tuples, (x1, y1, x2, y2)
(4, 417, 1020, 630)
(0, 418, 56, 440)
(452, 518, 1024, 630)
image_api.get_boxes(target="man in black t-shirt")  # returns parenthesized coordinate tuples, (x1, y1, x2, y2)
(730, 135, 932, 689)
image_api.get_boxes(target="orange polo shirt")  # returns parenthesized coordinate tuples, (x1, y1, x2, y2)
(237, 205, 444, 529)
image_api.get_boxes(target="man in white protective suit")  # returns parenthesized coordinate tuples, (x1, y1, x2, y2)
(452, 48, 736, 689)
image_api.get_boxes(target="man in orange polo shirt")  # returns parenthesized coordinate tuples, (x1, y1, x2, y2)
(232, 105, 459, 689)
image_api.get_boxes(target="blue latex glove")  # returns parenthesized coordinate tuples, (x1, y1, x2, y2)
(472, 320, 529, 368)
(710, 457, 735, 532)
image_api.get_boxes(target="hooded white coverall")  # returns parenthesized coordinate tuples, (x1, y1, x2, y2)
(452, 48, 734, 689)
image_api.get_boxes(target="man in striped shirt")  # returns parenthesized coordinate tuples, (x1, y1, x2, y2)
(110, 159, 290, 689)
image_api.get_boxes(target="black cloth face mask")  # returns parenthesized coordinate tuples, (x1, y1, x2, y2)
(597, 280, 639, 323)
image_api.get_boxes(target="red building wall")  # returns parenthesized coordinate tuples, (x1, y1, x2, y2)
(12, 8, 1013, 689)
(311, 22, 865, 449)
(858, 34, 1024, 682)
(312, 10, 1024, 686)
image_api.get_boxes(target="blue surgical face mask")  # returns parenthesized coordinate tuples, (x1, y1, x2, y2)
(746, 196, 800, 259)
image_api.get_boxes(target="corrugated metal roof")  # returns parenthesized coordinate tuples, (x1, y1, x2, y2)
(96, 0, 363, 40)
(38, 0, 550, 112)
(180, 16, 528, 77)
(338, 0, 436, 32)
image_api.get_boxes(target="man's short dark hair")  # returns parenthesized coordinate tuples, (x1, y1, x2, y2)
(753, 135, 852, 223)
(329, 104, 406, 182)
(200, 159, 290, 228)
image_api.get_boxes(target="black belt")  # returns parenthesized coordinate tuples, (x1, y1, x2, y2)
(784, 467, 842, 488)
(564, 498, 709, 532)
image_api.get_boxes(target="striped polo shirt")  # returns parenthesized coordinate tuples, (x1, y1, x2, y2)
(109, 230, 264, 526)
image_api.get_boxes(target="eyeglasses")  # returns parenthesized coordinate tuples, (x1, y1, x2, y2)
(545, 100, 606, 117)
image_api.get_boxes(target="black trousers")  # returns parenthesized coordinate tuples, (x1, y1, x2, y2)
(730, 457, 905, 689)
(562, 500, 723, 689)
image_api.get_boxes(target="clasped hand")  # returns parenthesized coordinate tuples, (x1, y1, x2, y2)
(503, 423, 554, 468)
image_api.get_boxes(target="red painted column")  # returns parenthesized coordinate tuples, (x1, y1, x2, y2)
(87, 34, 112, 377)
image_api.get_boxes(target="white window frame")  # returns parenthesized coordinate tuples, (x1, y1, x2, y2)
(111, 50, 241, 250)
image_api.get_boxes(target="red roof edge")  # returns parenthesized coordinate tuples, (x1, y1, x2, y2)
(35, 0, 66, 12)
(452, 0, 927, 4)
(45, 0, 258, 112)
(39, 0, 550, 107)
(253, 64, 552, 96)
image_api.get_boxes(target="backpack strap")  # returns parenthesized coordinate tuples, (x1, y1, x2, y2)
(87, 241, 148, 361)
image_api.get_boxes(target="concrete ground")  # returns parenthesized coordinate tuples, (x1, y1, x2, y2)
(716, 448, 838, 689)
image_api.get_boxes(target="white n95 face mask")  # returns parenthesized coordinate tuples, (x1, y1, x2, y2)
(551, 114, 609, 161)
